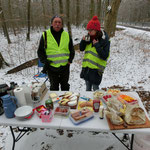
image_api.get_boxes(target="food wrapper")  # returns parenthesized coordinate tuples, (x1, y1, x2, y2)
(106, 97, 126, 116)
(124, 104, 146, 125)
(105, 110, 124, 125)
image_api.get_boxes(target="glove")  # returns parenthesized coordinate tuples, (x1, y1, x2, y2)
(41, 60, 52, 74)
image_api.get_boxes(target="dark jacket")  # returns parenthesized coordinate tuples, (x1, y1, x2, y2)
(37, 26, 75, 73)
(80, 30, 110, 84)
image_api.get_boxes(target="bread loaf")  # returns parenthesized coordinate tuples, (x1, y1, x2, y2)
(124, 104, 146, 125)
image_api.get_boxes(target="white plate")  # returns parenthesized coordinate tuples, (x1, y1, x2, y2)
(15, 106, 33, 118)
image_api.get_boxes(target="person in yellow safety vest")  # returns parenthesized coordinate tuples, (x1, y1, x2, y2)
(37, 15, 75, 91)
(80, 16, 110, 91)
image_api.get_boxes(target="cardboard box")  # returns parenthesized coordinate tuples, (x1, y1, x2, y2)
(31, 82, 48, 101)
(38, 82, 48, 100)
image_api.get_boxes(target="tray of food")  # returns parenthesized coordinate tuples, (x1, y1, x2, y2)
(105, 97, 150, 130)
(69, 108, 94, 125)
(54, 106, 70, 116)
(93, 90, 105, 100)
(58, 92, 80, 109)
(107, 89, 120, 96)
(117, 93, 138, 105)
(77, 101, 93, 111)
(101, 94, 114, 105)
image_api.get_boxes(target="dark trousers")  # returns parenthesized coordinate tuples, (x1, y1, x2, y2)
(47, 65, 70, 91)
(85, 80, 99, 91)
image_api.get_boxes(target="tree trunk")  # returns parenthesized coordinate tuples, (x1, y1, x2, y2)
(97, 0, 101, 21)
(104, 0, 121, 37)
(0, 52, 9, 69)
(0, 0, 11, 44)
(42, 0, 47, 29)
(51, 0, 55, 15)
(59, 0, 63, 15)
(90, 0, 95, 19)
(26, 0, 31, 41)
(66, 0, 72, 37)
(8, 0, 16, 36)
(76, 0, 80, 26)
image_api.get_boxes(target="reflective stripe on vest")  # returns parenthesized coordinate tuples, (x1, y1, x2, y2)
(82, 43, 107, 72)
(43, 29, 70, 68)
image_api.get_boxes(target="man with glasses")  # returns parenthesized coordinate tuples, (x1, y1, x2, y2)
(37, 15, 75, 91)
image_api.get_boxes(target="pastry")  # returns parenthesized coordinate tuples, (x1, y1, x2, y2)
(79, 101, 93, 108)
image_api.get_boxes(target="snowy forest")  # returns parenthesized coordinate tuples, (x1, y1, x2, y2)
(0, 0, 150, 150)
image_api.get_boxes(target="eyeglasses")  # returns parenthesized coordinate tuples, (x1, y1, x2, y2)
(88, 29, 93, 32)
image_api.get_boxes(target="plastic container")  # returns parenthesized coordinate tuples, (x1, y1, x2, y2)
(117, 93, 138, 104)
(41, 110, 53, 123)
(101, 94, 114, 105)
(35, 105, 47, 118)
(69, 109, 94, 125)
(93, 90, 105, 100)
(54, 106, 69, 116)
(107, 89, 120, 96)
(45, 99, 53, 110)
(93, 100, 100, 112)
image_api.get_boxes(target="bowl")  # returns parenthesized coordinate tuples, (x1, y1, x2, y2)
(14, 105, 33, 119)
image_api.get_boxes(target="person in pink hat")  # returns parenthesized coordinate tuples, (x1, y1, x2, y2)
(80, 16, 110, 91)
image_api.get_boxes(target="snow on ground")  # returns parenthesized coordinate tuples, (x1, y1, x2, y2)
(0, 25, 150, 150)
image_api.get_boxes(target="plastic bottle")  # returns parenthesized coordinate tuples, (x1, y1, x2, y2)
(93, 100, 100, 112)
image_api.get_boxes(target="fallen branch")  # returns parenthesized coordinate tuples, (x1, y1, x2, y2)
(6, 43, 80, 74)
(6, 58, 38, 74)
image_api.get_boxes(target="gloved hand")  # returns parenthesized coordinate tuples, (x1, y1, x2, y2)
(41, 60, 52, 74)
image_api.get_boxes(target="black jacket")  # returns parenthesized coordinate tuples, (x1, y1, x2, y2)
(37, 26, 75, 72)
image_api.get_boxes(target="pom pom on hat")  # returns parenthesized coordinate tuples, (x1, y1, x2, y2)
(92, 16, 98, 20)
(87, 16, 101, 31)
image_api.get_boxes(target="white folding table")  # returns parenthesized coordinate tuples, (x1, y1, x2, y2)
(0, 91, 149, 150)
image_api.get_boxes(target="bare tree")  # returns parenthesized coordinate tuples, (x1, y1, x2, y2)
(0, 52, 9, 69)
(51, 0, 55, 15)
(90, 0, 95, 19)
(8, 0, 16, 36)
(0, 0, 11, 44)
(59, 0, 63, 15)
(76, 0, 80, 26)
(66, 0, 72, 37)
(97, 0, 102, 20)
(104, 0, 121, 37)
(42, 0, 47, 29)
(27, 0, 31, 41)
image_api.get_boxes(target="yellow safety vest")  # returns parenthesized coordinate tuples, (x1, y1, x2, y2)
(43, 29, 70, 68)
(82, 43, 108, 72)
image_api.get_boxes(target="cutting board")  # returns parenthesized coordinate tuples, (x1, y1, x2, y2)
(106, 116, 150, 130)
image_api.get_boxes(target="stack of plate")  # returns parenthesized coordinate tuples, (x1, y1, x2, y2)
(14, 106, 33, 120)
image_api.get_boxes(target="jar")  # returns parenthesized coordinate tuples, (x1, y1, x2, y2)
(45, 99, 53, 110)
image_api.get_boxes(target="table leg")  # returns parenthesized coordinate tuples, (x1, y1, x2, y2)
(112, 133, 133, 150)
(10, 126, 15, 150)
(130, 134, 134, 150)
(9, 126, 32, 150)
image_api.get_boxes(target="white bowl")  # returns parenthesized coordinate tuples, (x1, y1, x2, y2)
(15, 106, 33, 119)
